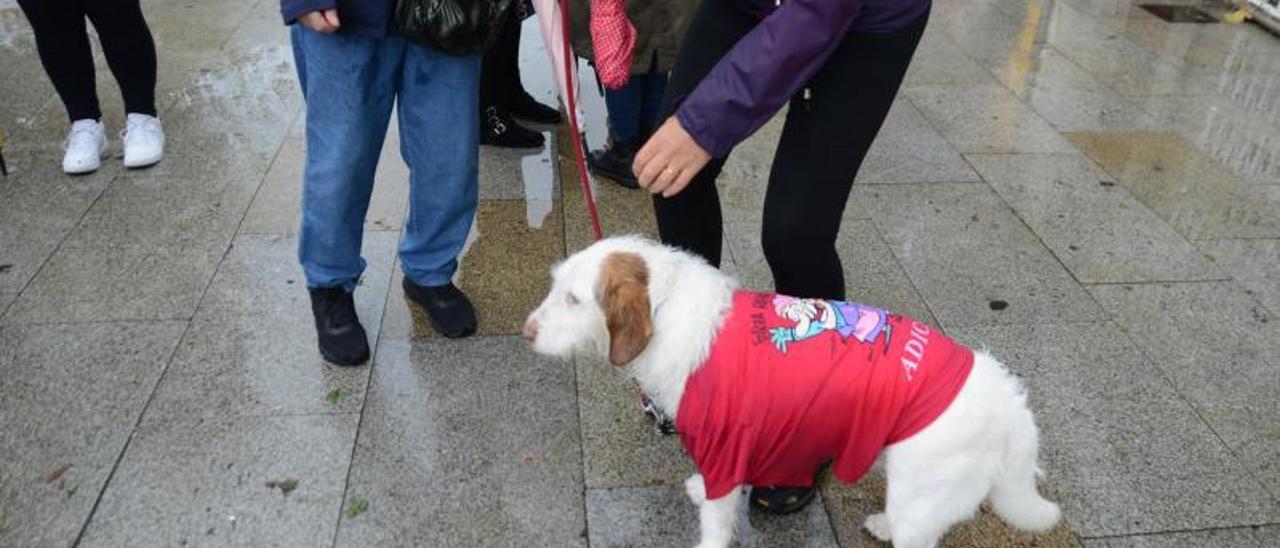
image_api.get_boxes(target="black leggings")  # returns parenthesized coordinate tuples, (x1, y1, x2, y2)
(653, 0, 927, 300)
(16, 0, 158, 122)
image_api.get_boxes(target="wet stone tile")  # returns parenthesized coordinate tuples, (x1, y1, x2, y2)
(906, 84, 1076, 154)
(1084, 525, 1280, 548)
(2, 243, 227, 324)
(0, 149, 116, 293)
(860, 183, 1100, 328)
(855, 99, 980, 185)
(586, 485, 838, 548)
(479, 130, 559, 200)
(0, 321, 187, 548)
(1135, 93, 1280, 187)
(967, 153, 1221, 283)
(903, 32, 998, 86)
(947, 322, 1277, 536)
(0, 13, 55, 136)
(62, 165, 263, 250)
(821, 473, 1080, 547)
(724, 220, 938, 327)
(987, 46, 1108, 99)
(1068, 131, 1280, 240)
(336, 336, 585, 547)
(240, 133, 409, 235)
(1089, 282, 1280, 497)
(143, 232, 397, 420)
(1021, 85, 1160, 132)
(1198, 239, 1280, 315)
(452, 199, 564, 335)
(78, 414, 358, 548)
(577, 354, 695, 490)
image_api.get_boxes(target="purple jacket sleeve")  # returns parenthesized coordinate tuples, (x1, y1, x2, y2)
(675, 0, 865, 158)
(280, 0, 337, 25)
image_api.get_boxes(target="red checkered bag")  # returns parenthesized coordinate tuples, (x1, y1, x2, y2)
(589, 0, 636, 89)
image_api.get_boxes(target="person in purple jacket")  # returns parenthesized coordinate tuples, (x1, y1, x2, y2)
(281, 0, 482, 366)
(631, 0, 931, 514)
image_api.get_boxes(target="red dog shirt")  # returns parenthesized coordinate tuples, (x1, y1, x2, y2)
(675, 291, 974, 500)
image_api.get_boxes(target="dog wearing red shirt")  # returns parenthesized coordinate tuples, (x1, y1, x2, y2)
(524, 236, 1060, 548)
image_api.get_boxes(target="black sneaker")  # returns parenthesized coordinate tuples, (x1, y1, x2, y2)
(402, 279, 478, 338)
(750, 485, 819, 515)
(481, 106, 545, 149)
(507, 91, 562, 125)
(587, 141, 638, 189)
(309, 287, 370, 366)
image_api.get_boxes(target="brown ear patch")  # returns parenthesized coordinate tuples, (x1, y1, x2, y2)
(599, 251, 653, 366)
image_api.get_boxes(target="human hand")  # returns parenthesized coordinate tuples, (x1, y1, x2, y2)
(633, 116, 712, 198)
(298, 9, 341, 33)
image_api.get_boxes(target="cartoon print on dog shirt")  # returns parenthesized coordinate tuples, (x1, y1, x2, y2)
(768, 295, 889, 353)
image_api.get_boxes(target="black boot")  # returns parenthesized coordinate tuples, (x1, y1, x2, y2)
(587, 141, 638, 189)
(309, 287, 370, 366)
(402, 279, 478, 338)
(481, 106, 545, 149)
(507, 91, 562, 125)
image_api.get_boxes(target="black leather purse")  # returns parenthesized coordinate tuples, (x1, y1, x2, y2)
(393, 0, 516, 56)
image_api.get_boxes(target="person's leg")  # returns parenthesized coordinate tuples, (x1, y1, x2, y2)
(84, 0, 156, 117)
(16, 0, 100, 122)
(650, 0, 756, 267)
(761, 11, 929, 300)
(637, 56, 669, 140)
(480, 4, 520, 110)
(396, 39, 482, 335)
(292, 26, 401, 291)
(589, 75, 645, 189)
(603, 79, 644, 146)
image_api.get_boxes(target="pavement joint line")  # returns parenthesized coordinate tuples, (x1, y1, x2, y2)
(1079, 521, 1280, 541)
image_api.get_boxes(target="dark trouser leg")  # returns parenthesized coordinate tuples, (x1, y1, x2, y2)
(762, 11, 929, 300)
(650, 0, 756, 268)
(16, 0, 100, 121)
(85, 0, 158, 116)
(480, 5, 521, 109)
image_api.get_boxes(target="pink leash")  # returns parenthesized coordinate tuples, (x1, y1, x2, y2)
(558, 0, 604, 241)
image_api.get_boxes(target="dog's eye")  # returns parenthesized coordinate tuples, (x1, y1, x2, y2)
(566, 293, 580, 306)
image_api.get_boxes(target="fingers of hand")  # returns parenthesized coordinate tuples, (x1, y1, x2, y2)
(322, 9, 341, 28)
(300, 11, 339, 33)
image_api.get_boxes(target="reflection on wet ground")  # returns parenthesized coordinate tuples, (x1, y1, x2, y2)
(2, 0, 1280, 546)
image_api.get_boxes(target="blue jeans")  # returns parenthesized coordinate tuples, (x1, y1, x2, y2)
(603, 71, 667, 146)
(291, 26, 480, 291)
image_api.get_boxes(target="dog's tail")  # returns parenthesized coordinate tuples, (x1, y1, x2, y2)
(989, 376, 1061, 532)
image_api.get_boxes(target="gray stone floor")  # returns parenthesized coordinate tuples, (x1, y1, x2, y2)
(2, 0, 1279, 546)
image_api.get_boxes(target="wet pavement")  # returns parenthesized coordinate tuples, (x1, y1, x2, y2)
(2, 0, 1279, 546)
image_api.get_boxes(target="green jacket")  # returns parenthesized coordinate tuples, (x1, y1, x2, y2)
(569, 0, 698, 74)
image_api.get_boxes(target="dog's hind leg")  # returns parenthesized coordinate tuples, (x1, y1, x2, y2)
(882, 454, 990, 548)
(989, 407, 1060, 531)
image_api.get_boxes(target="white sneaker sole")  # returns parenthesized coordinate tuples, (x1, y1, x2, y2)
(123, 151, 163, 169)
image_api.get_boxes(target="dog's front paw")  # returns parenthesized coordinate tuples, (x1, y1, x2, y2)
(685, 475, 707, 506)
(863, 513, 892, 542)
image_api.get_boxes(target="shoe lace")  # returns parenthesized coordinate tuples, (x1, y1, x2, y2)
(122, 116, 160, 144)
(63, 123, 99, 150)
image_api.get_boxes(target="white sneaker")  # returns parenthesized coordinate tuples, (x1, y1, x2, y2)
(122, 113, 164, 168)
(62, 119, 107, 175)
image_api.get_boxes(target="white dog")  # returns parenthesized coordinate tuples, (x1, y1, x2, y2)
(524, 236, 1060, 548)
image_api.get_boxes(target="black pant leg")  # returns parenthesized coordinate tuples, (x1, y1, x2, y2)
(85, 0, 157, 116)
(480, 5, 522, 109)
(650, 0, 757, 268)
(16, 0, 100, 122)
(761, 12, 929, 300)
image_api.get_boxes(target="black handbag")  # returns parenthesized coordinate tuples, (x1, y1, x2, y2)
(393, 0, 516, 56)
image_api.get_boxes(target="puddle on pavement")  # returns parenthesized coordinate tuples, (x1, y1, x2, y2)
(521, 132, 556, 229)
